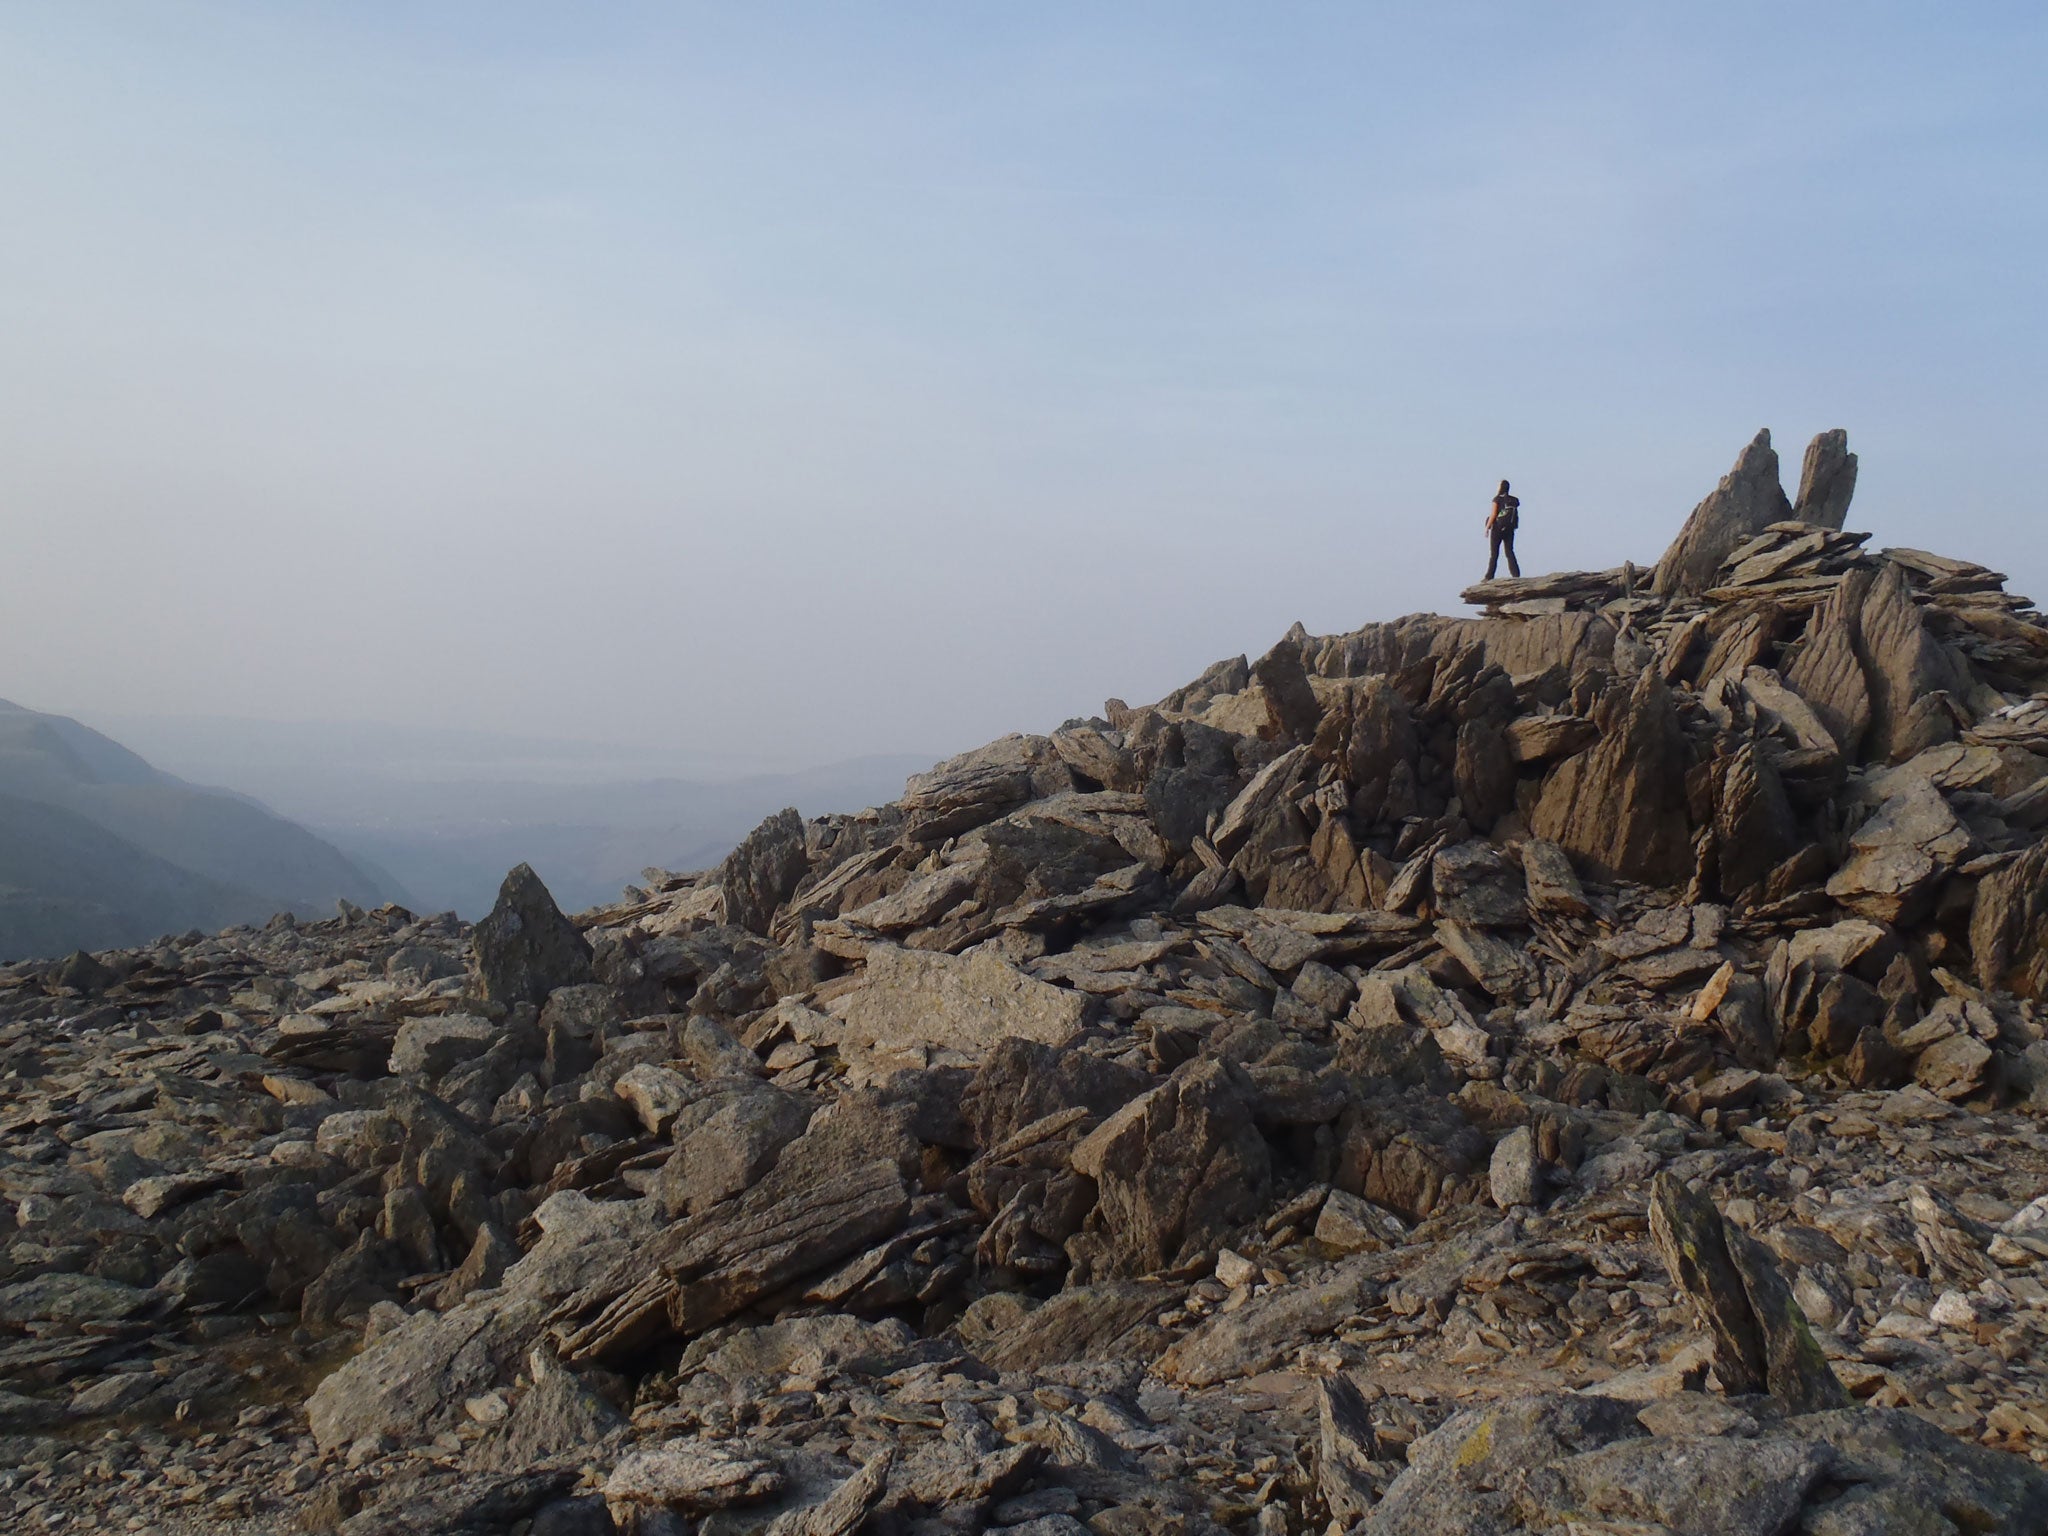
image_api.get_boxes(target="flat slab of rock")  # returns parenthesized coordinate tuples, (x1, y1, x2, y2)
(832, 946, 1086, 1066)
(603, 1440, 783, 1513)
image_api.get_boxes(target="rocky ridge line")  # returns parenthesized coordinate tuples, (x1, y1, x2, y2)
(3, 427, 2048, 1534)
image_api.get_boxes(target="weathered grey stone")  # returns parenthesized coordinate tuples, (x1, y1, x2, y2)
(763, 1450, 894, 1536)
(1068, 1057, 1272, 1278)
(602, 1441, 782, 1514)
(477, 1347, 624, 1471)
(654, 1081, 813, 1218)
(901, 734, 1071, 844)
(1488, 1125, 1541, 1209)
(1825, 779, 1971, 925)
(0, 1273, 149, 1326)
(832, 945, 1086, 1068)
(719, 808, 809, 936)
(1793, 428, 1858, 530)
(1154, 1260, 1378, 1386)
(1654, 429, 1795, 597)
(1971, 839, 2048, 1000)
(390, 1014, 496, 1077)
(473, 864, 594, 1009)
(1530, 669, 1694, 886)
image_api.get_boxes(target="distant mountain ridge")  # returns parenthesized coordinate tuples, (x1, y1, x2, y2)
(0, 700, 395, 959)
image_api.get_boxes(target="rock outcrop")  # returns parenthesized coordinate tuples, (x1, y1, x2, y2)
(1652, 428, 1796, 597)
(3, 427, 2047, 1534)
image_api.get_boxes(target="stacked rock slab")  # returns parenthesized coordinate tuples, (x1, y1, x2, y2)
(2, 426, 2048, 1533)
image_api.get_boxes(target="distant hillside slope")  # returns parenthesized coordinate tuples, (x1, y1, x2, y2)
(0, 701, 395, 959)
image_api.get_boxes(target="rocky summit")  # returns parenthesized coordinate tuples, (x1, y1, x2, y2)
(7, 429, 2048, 1536)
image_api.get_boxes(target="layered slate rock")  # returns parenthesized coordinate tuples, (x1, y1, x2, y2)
(1529, 669, 1694, 885)
(1792, 426, 1858, 530)
(1825, 778, 1972, 925)
(831, 945, 1087, 1073)
(719, 807, 809, 935)
(1068, 1056, 1272, 1278)
(6, 424, 2048, 1535)
(1652, 428, 1796, 597)
(471, 862, 594, 1008)
(1973, 839, 2048, 1000)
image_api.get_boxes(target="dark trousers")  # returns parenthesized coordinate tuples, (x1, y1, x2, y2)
(1486, 527, 1519, 580)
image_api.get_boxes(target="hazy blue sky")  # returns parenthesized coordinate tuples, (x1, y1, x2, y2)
(4, 3, 2045, 772)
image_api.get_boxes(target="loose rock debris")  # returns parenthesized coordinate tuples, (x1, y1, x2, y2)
(4, 427, 2048, 1533)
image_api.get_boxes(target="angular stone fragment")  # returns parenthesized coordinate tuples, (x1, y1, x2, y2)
(1914, 1032, 1992, 1101)
(1971, 840, 2048, 1000)
(603, 1441, 782, 1514)
(764, 1450, 894, 1536)
(969, 1281, 1174, 1372)
(1648, 1173, 1846, 1411)
(613, 1063, 695, 1135)
(1520, 837, 1590, 917)
(1825, 779, 1971, 924)
(1857, 560, 1974, 763)
(1784, 570, 1875, 762)
(1654, 429, 1796, 597)
(389, 1014, 496, 1077)
(478, 1346, 624, 1472)
(1315, 1187, 1404, 1252)
(1316, 1375, 1382, 1527)
(719, 807, 809, 935)
(1531, 669, 1694, 885)
(472, 863, 594, 1009)
(1488, 1125, 1541, 1209)
(1793, 428, 1858, 530)
(902, 734, 1070, 844)
(655, 1081, 813, 1218)
(1711, 742, 1802, 903)
(833, 945, 1086, 1067)
(1068, 1057, 1272, 1278)
(1154, 1260, 1378, 1386)
(553, 1153, 909, 1365)
(1539, 1432, 1832, 1536)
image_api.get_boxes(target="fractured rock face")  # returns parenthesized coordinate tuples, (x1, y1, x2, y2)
(1530, 668, 1694, 885)
(1068, 1056, 1272, 1278)
(1825, 778, 1972, 925)
(1653, 429, 1795, 597)
(831, 945, 1087, 1072)
(718, 808, 809, 935)
(1972, 840, 2048, 1000)
(1793, 427, 1858, 530)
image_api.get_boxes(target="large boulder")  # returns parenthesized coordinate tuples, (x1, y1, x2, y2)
(901, 735, 1071, 845)
(1333, 1086, 1489, 1222)
(960, 1037, 1153, 1148)
(1652, 429, 1794, 597)
(1068, 1057, 1272, 1278)
(1785, 561, 1976, 767)
(1792, 427, 1858, 530)
(1784, 570, 1873, 760)
(831, 945, 1087, 1072)
(1363, 1390, 2048, 1536)
(1530, 669, 1694, 886)
(1825, 779, 1971, 925)
(1972, 840, 2048, 1000)
(472, 864, 594, 1009)
(1857, 559, 1976, 763)
(719, 807, 809, 935)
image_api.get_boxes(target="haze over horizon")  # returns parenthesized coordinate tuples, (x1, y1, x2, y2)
(5, 3, 2046, 778)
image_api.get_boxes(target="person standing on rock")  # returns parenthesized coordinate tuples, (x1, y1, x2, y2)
(1485, 479, 1522, 580)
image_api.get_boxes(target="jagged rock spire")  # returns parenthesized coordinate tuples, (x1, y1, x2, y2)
(1652, 429, 1794, 597)
(1654, 428, 1862, 597)
(1794, 427, 1858, 530)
